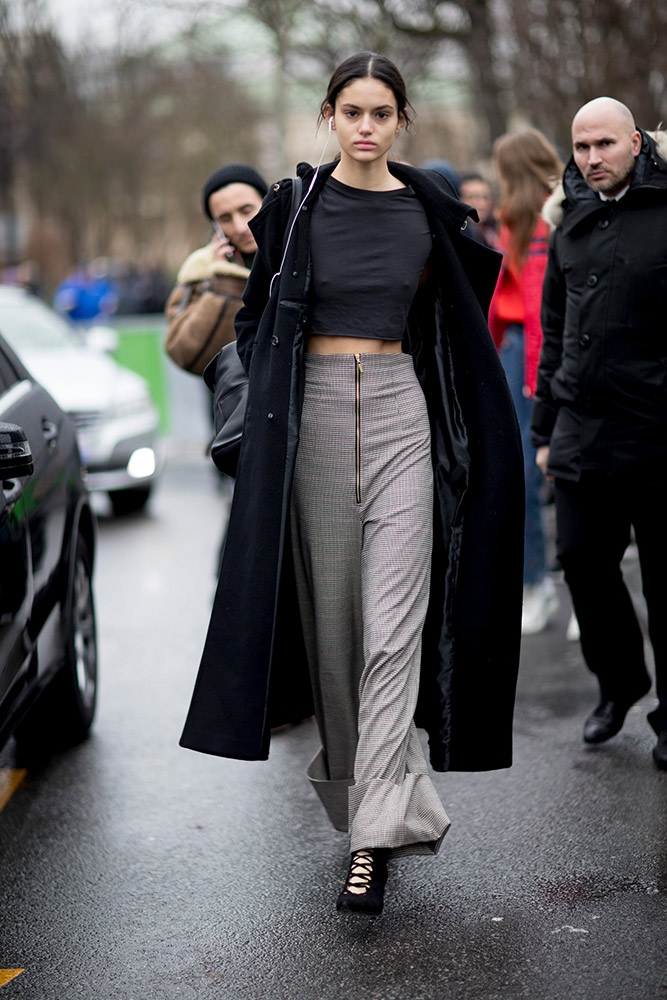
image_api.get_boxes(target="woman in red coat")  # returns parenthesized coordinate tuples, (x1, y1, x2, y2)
(489, 129, 564, 635)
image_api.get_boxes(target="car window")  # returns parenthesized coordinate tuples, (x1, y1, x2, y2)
(0, 343, 20, 393)
(0, 296, 78, 353)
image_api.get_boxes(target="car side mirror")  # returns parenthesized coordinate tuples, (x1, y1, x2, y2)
(0, 422, 34, 480)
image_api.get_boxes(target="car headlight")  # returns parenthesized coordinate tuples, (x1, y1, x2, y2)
(127, 447, 157, 479)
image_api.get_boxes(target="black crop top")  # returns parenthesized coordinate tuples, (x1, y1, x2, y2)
(309, 176, 432, 341)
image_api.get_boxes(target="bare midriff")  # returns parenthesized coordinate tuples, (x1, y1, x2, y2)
(306, 335, 402, 354)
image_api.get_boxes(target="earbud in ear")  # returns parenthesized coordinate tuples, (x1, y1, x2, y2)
(328, 117, 334, 132)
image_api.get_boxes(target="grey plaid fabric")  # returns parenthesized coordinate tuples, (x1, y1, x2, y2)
(290, 352, 451, 859)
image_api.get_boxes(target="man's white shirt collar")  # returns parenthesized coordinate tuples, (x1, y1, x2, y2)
(598, 184, 630, 202)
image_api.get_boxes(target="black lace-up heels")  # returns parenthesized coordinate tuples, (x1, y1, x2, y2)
(336, 848, 388, 915)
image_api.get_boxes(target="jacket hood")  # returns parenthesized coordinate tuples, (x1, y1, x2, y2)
(542, 129, 667, 231)
(176, 243, 251, 284)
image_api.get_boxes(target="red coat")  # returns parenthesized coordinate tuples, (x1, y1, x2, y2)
(488, 218, 550, 397)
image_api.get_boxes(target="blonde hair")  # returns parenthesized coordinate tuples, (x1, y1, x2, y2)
(493, 128, 564, 268)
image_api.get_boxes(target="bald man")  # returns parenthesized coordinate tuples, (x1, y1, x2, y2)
(532, 98, 667, 769)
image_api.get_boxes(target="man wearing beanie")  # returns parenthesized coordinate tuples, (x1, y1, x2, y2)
(165, 164, 267, 374)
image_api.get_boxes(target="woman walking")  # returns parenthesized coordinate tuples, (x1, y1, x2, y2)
(181, 52, 524, 915)
(489, 129, 564, 635)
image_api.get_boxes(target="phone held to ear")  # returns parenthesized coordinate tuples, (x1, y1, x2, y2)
(212, 221, 236, 261)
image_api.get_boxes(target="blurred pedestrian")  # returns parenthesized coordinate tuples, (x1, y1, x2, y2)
(180, 51, 523, 915)
(534, 97, 667, 769)
(489, 128, 564, 635)
(459, 172, 498, 247)
(1, 259, 43, 297)
(421, 158, 461, 196)
(53, 259, 118, 325)
(115, 258, 170, 315)
(164, 164, 267, 374)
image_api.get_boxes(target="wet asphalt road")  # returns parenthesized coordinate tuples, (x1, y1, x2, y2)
(0, 453, 665, 1000)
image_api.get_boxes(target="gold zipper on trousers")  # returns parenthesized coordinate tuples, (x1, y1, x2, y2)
(354, 353, 363, 504)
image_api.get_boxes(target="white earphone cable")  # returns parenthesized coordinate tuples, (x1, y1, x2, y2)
(269, 122, 334, 296)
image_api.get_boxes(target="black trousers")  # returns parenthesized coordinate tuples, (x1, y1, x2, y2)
(553, 473, 667, 734)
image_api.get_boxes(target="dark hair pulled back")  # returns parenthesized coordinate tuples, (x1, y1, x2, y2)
(319, 51, 414, 130)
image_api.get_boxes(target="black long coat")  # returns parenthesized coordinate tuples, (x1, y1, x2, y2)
(180, 160, 524, 772)
(532, 130, 667, 483)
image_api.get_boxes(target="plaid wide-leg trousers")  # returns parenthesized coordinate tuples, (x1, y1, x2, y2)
(290, 352, 451, 859)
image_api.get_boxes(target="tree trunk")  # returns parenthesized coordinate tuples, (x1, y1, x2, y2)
(463, 0, 507, 149)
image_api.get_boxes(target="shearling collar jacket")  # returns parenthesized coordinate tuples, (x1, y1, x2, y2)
(532, 130, 667, 482)
(164, 243, 252, 375)
(180, 160, 524, 773)
(176, 242, 251, 284)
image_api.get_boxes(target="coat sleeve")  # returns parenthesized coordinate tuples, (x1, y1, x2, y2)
(521, 221, 550, 397)
(164, 282, 240, 375)
(235, 253, 272, 376)
(486, 225, 509, 350)
(531, 234, 566, 446)
(234, 183, 290, 376)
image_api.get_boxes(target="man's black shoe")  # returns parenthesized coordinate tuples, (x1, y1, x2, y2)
(583, 700, 632, 744)
(652, 732, 667, 771)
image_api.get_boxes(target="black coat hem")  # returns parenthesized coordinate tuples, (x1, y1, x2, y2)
(179, 736, 269, 762)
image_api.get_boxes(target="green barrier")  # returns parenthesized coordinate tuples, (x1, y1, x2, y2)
(111, 315, 170, 432)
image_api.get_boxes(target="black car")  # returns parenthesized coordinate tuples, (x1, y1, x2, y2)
(0, 332, 97, 758)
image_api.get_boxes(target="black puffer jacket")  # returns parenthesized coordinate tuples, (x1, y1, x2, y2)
(532, 130, 667, 482)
